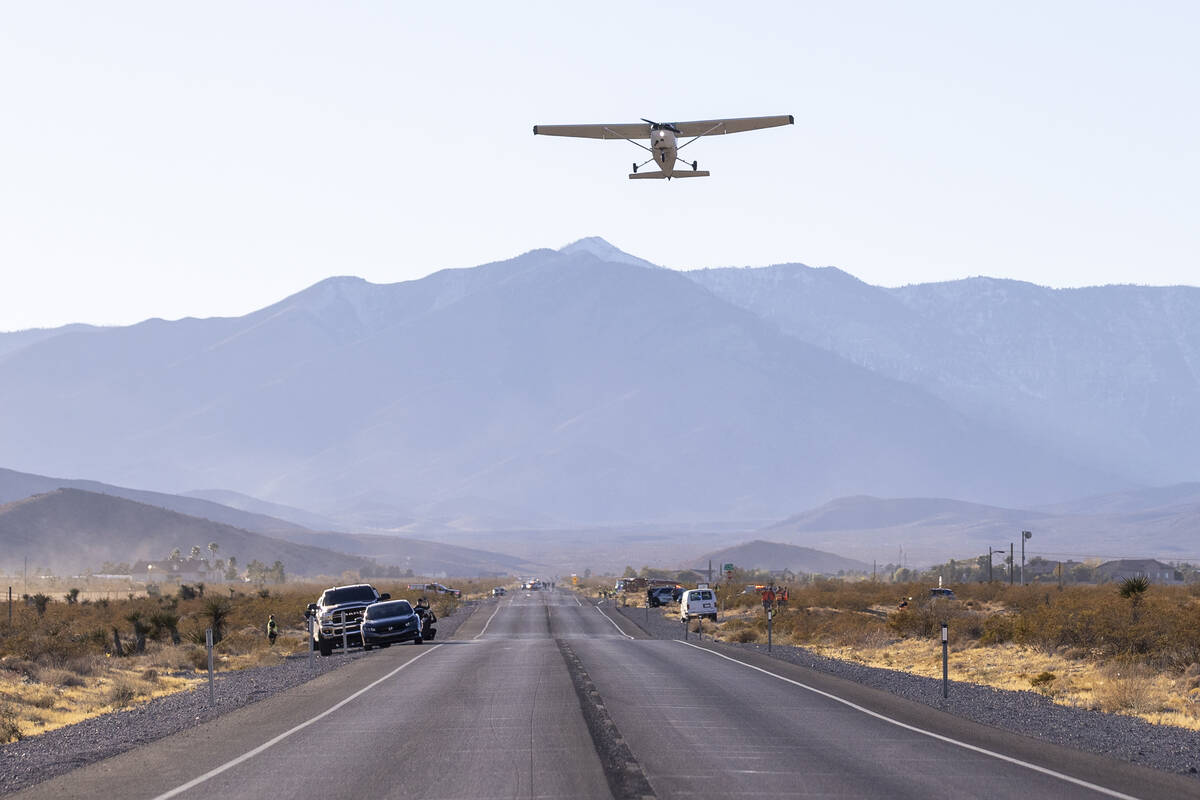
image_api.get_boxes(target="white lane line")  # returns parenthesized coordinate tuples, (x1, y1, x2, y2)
(474, 599, 505, 640)
(676, 641, 1144, 800)
(574, 595, 582, 606)
(152, 644, 442, 800)
(595, 604, 635, 639)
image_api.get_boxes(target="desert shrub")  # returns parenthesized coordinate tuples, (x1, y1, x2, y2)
(978, 612, 1018, 646)
(1030, 671, 1056, 689)
(217, 626, 263, 655)
(38, 667, 85, 688)
(188, 648, 210, 672)
(726, 627, 759, 643)
(65, 655, 99, 677)
(0, 703, 21, 743)
(107, 679, 140, 709)
(1094, 662, 1169, 714)
(141, 668, 159, 684)
(148, 644, 203, 673)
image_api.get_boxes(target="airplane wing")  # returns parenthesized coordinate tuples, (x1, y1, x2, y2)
(672, 115, 793, 137)
(532, 123, 650, 140)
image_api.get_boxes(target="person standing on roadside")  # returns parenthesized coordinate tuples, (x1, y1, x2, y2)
(266, 614, 278, 646)
(761, 586, 776, 612)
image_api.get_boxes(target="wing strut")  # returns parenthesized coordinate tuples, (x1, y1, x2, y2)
(676, 121, 725, 151)
(604, 127, 654, 154)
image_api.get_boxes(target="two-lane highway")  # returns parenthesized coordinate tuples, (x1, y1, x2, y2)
(14, 590, 1198, 799)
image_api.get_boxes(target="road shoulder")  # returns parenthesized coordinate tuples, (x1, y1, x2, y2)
(615, 603, 1200, 790)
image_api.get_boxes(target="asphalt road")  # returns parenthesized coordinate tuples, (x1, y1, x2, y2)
(13, 590, 1199, 799)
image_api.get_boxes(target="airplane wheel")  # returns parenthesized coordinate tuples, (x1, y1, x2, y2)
(692, 161, 698, 171)
(632, 163, 637, 173)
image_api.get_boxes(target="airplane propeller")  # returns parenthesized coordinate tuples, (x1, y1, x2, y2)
(641, 118, 681, 133)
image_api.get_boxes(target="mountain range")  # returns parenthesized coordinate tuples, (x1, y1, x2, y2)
(0, 469, 537, 577)
(2, 237, 1196, 533)
(757, 485, 1200, 565)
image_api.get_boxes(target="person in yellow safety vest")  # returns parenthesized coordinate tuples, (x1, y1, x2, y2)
(266, 614, 278, 646)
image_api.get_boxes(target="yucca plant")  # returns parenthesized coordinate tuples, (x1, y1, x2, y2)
(1118, 575, 1150, 599)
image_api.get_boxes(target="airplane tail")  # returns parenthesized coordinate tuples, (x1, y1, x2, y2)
(628, 170, 711, 180)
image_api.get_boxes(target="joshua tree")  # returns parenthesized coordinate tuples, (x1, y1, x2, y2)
(125, 612, 151, 654)
(1119, 575, 1151, 621)
(1119, 575, 1150, 600)
(208, 542, 219, 564)
(30, 594, 52, 616)
(149, 611, 181, 644)
(168, 548, 182, 562)
(64, 588, 80, 605)
(202, 598, 231, 644)
(189, 545, 202, 561)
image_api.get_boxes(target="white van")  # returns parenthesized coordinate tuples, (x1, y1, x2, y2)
(679, 589, 718, 622)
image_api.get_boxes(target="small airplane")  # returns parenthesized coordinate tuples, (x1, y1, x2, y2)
(532, 115, 793, 180)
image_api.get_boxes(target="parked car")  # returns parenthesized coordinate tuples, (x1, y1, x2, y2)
(929, 587, 956, 599)
(680, 588, 718, 622)
(407, 582, 462, 598)
(360, 600, 424, 648)
(646, 586, 680, 607)
(492, 587, 507, 597)
(307, 583, 390, 656)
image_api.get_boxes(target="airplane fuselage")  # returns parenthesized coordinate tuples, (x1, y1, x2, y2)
(651, 128, 678, 174)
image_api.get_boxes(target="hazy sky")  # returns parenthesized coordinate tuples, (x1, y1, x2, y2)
(2, 2, 1197, 330)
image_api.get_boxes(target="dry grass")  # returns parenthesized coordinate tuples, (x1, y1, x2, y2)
(0, 575, 499, 739)
(626, 586, 1200, 732)
(0, 658, 200, 738)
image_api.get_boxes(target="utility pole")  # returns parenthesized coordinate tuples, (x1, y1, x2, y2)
(988, 547, 993, 582)
(1021, 531, 1032, 585)
(1009, 542, 1014, 586)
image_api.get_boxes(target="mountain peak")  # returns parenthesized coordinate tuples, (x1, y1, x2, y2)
(559, 237, 662, 270)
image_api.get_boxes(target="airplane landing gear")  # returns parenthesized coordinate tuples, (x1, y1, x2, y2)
(633, 162, 638, 173)
(692, 161, 698, 171)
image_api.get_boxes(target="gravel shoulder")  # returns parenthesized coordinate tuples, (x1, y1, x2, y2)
(615, 602, 1200, 781)
(0, 600, 478, 796)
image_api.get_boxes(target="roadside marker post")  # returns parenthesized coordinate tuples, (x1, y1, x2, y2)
(941, 622, 949, 698)
(205, 628, 215, 706)
(682, 617, 687, 641)
(307, 617, 314, 670)
(768, 609, 773, 653)
(342, 622, 348, 659)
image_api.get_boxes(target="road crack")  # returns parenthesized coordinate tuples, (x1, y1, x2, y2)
(556, 639, 656, 800)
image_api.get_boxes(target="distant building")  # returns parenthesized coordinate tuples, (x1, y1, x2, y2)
(1094, 559, 1183, 585)
(132, 559, 218, 583)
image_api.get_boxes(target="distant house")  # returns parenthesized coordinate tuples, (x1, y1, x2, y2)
(1024, 559, 1085, 582)
(132, 559, 218, 583)
(1095, 559, 1183, 585)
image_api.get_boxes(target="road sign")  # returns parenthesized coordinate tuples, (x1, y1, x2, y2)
(722, 563, 734, 572)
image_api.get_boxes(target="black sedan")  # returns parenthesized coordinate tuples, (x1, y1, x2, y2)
(360, 600, 424, 648)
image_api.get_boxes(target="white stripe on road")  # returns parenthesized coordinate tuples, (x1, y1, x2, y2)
(677, 641, 1144, 800)
(595, 604, 635, 639)
(474, 598, 505, 640)
(574, 595, 582, 606)
(152, 644, 443, 800)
